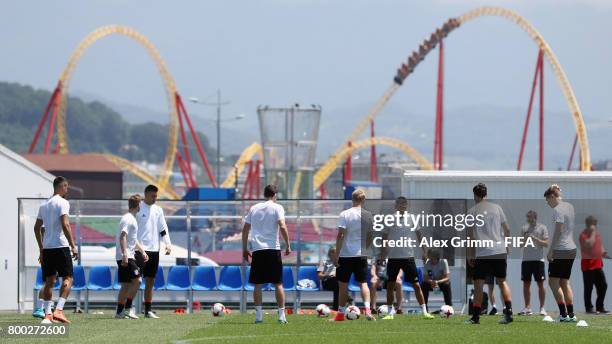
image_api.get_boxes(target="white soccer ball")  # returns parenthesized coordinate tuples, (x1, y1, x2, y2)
(345, 305, 360, 320)
(439, 305, 454, 318)
(377, 305, 389, 316)
(211, 303, 226, 317)
(316, 304, 331, 317)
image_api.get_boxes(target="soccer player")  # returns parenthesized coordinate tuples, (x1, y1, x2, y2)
(330, 189, 375, 321)
(115, 194, 149, 319)
(241, 185, 291, 324)
(136, 184, 172, 319)
(466, 183, 514, 325)
(33, 176, 78, 324)
(519, 210, 549, 316)
(579, 216, 610, 314)
(379, 197, 434, 320)
(422, 250, 453, 311)
(544, 184, 578, 322)
(32, 226, 46, 319)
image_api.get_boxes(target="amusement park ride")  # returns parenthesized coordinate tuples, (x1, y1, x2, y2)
(27, 7, 592, 200)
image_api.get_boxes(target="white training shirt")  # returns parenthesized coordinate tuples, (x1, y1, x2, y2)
(244, 200, 285, 251)
(37, 194, 70, 249)
(383, 216, 420, 259)
(137, 201, 170, 252)
(551, 201, 577, 251)
(337, 207, 367, 257)
(116, 213, 139, 260)
(468, 201, 507, 257)
(521, 222, 549, 261)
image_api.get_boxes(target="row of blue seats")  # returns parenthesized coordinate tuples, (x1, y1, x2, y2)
(35, 265, 423, 293)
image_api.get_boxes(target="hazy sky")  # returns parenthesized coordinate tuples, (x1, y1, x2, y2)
(1, 0, 611, 162)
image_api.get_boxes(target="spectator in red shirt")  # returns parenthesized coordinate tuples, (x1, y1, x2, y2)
(579, 216, 611, 314)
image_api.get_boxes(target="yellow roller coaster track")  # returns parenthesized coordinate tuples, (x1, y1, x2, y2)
(54, 25, 179, 191)
(224, 138, 432, 190)
(313, 6, 591, 190)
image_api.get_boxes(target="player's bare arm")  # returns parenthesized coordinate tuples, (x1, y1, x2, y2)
(34, 219, 44, 263)
(120, 231, 129, 267)
(135, 240, 149, 262)
(60, 214, 78, 260)
(333, 228, 346, 266)
(547, 222, 563, 261)
(241, 223, 251, 262)
(279, 219, 291, 255)
(416, 230, 428, 261)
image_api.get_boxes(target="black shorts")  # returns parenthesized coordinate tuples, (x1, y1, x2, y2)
(135, 251, 160, 278)
(473, 254, 507, 280)
(116, 259, 141, 283)
(41, 247, 73, 279)
(336, 257, 368, 283)
(249, 249, 282, 284)
(521, 261, 546, 282)
(548, 249, 576, 279)
(386, 258, 419, 284)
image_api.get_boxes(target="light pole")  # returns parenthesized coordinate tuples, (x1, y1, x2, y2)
(189, 91, 243, 184)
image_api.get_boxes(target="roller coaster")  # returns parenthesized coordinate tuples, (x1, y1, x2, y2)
(28, 6, 592, 200)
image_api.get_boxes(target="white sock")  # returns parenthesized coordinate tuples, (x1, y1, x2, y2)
(44, 301, 53, 315)
(255, 306, 263, 321)
(56, 297, 66, 311)
(36, 298, 44, 309)
(364, 302, 370, 310)
(278, 307, 286, 321)
(421, 304, 428, 314)
(388, 304, 395, 314)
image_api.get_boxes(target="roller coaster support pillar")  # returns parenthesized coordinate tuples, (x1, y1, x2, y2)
(344, 141, 352, 185)
(517, 50, 544, 170)
(434, 39, 444, 170)
(538, 49, 544, 171)
(370, 121, 378, 182)
(30, 82, 62, 154)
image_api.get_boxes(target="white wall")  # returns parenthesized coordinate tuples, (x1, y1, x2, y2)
(0, 145, 53, 310)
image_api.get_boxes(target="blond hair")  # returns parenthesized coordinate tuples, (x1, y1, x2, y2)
(352, 189, 366, 203)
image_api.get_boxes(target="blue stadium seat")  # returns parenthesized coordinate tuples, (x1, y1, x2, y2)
(270, 266, 295, 291)
(139, 266, 166, 291)
(295, 266, 320, 291)
(166, 266, 190, 291)
(71, 265, 86, 291)
(113, 269, 121, 290)
(417, 267, 423, 284)
(348, 269, 372, 292)
(85, 266, 112, 313)
(192, 266, 217, 291)
(87, 266, 112, 290)
(401, 278, 415, 292)
(218, 266, 243, 291)
(244, 267, 272, 291)
(34, 267, 60, 290)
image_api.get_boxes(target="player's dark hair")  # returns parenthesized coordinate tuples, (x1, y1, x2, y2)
(527, 210, 537, 219)
(585, 215, 598, 227)
(544, 184, 561, 198)
(264, 184, 278, 198)
(144, 184, 159, 194)
(128, 194, 141, 210)
(428, 249, 441, 260)
(472, 183, 487, 198)
(53, 176, 68, 189)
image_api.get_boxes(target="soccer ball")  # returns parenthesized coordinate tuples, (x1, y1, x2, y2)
(211, 303, 226, 317)
(439, 305, 454, 318)
(316, 304, 331, 317)
(377, 305, 389, 316)
(345, 305, 360, 320)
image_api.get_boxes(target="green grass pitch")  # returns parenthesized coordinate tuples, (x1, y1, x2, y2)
(1, 311, 610, 343)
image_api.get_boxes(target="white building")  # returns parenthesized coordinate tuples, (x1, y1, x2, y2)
(402, 171, 612, 312)
(0, 144, 55, 310)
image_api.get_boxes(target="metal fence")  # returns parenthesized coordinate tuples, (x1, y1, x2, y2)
(17, 198, 468, 313)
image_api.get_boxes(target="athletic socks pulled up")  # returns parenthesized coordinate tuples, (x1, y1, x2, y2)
(472, 304, 481, 321)
(504, 301, 513, 315)
(566, 304, 574, 318)
(125, 298, 133, 310)
(278, 307, 286, 321)
(56, 297, 66, 311)
(255, 305, 263, 322)
(364, 302, 371, 311)
(144, 301, 152, 314)
(558, 303, 568, 318)
(421, 304, 428, 314)
(43, 301, 54, 315)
